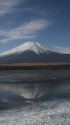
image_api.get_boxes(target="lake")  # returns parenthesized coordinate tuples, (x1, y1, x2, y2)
(0, 70, 70, 125)
(0, 70, 70, 110)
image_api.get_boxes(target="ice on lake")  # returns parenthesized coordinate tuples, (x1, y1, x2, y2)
(0, 70, 70, 124)
(0, 99, 70, 125)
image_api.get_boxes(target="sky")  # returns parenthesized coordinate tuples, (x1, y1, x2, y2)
(0, 0, 70, 53)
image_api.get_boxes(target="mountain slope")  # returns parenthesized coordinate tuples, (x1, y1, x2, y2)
(0, 42, 50, 56)
(0, 41, 70, 64)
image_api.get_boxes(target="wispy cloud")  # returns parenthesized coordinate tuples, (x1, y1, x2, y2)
(0, 0, 28, 15)
(0, 19, 51, 43)
(54, 46, 70, 54)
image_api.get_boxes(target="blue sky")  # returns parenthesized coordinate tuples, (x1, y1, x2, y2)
(0, 0, 70, 53)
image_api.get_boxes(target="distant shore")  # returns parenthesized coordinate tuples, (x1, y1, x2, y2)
(0, 62, 70, 70)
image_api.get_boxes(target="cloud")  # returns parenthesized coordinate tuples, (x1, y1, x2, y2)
(54, 46, 70, 54)
(0, 19, 51, 43)
(0, 0, 28, 15)
(0, 39, 10, 43)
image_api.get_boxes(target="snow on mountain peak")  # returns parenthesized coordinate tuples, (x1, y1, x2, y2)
(0, 41, 49, 57)
(21, 41, 49, 54)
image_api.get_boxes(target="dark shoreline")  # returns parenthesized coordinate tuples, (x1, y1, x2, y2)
(0, 62, 70, 70)
(0, 64, 70, 70)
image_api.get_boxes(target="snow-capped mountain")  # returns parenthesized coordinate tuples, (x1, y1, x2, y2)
(0, 41, 70, 63)
(0, 41, 52, 56)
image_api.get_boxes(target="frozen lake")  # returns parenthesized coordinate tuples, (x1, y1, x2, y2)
(0, 70, 70, 124)
(0, 99, 70, 125)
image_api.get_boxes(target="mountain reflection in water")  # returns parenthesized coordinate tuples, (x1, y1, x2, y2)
(0, 82, 70, 100)
(0, 84, 49, 99)
(0, 70, 70, 110)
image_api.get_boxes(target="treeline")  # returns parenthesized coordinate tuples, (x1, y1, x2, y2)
(0, 64, 70, 70)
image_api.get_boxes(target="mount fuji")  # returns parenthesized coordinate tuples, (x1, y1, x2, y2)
(0, 41, 70, 64)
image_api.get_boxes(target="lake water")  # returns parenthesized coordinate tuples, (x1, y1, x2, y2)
(0, 70, 70, 110)
(0, 70, 70, 125)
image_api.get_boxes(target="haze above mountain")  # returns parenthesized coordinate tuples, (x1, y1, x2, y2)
(0, 41, 70, 64)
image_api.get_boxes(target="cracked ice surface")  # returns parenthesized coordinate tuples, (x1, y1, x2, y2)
(0, 99, 70, 125)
